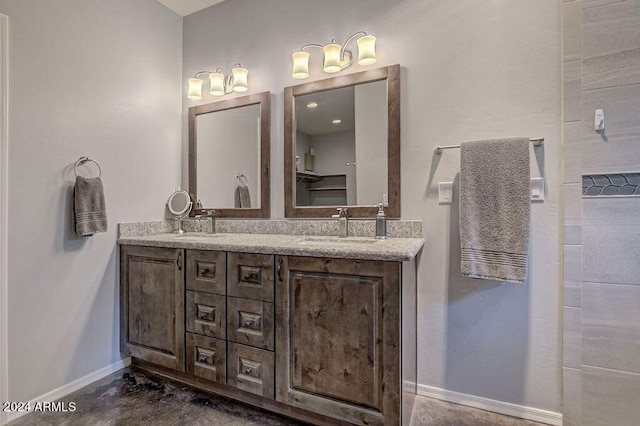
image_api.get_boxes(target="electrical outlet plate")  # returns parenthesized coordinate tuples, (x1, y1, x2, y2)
(530, 177, 544, 201)
(439, 182, 453, 204)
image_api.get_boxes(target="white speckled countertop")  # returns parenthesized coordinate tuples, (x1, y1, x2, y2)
(118, 232, 424, 262)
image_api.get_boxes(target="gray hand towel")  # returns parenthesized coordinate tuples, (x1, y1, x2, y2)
(459, 137, 530, 283)
(234, 182, 251, 208)
(74, 176, 108, 237)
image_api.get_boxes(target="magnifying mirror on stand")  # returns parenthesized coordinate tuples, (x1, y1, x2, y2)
(167, 188, 192, 234)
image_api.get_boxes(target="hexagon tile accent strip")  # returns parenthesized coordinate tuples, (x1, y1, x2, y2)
(582, 173, 640, 197)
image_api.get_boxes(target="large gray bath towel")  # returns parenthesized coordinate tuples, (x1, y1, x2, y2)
(74, 176, 108, 237)
(234, 181, 251, 208)
(459, 137, 530, 283)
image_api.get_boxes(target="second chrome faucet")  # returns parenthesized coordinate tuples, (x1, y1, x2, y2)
(332, 207, 348, 237)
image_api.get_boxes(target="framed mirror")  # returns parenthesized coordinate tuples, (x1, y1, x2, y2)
(284, 65, 400, 218)
(189, 92, 270, 218)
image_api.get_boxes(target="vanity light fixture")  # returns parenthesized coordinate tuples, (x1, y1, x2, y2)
(187, 63, 249, 100)
(291, 31, 376, 79)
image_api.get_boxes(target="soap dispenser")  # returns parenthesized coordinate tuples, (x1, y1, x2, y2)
(375, 203, 387, 239)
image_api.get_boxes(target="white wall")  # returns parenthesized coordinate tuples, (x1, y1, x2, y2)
(197, 104, 260, 208)
(0, 0, 183, 402)
(184, 0, 562, 413)
(310, 131, 355, 175)
(355, 80, 387, 205)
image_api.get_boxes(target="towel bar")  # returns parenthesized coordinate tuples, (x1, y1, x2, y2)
(74, 157, 102, 178)
(434, 137, 544, 155)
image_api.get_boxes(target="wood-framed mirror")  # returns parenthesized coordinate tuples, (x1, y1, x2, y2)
(284, 65, 400, 218)
(189, 91, 270, 218)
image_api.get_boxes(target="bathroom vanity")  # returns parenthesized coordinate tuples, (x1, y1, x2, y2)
(121, 62, 416, 424)
(118, 227, 422, 425)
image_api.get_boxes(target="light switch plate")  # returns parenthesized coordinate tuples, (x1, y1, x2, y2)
(530, 177, 544, 201)
(439, 182, 453, 204)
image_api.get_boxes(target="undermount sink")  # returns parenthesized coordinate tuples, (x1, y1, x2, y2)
(173, 233, 216, 239)
(298, 237, 380, 246)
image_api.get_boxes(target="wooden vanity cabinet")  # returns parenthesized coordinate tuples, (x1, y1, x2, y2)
(121, 245, 414, 425)
(120, 245, 185, 371)
(275, 256, 401, 426)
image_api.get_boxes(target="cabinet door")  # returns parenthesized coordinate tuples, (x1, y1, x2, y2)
(227, 252, 274, 302)
(120, 245, 185, 371)
(275, 256, 400, 426)
(228, 342, 275, 399)
(186, 291, 226, 339)
(227, 297, 274, 351)
(186, 249, 226, 294)
(186, 333, 226, 384)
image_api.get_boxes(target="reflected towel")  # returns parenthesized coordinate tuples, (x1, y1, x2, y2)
(74, 176, 108, 237)
(234, 181, 251, 208)
(459, 137, 530, 283)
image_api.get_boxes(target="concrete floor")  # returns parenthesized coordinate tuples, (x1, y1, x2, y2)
(8, 367, 547, 425)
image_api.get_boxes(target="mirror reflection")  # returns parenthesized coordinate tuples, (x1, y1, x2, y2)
(196, 104, 261, 209)
(294, 80, 387, 207)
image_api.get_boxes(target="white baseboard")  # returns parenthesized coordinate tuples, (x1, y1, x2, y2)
(417, 384, 563, 426)
(6, 358, 131, 423)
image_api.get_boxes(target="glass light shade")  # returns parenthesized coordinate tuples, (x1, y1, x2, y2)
(291, 51, 310, 79)
(323, 43, 342, 73)
(209, 72, 225, 96)
(231, 66, 248, 92)
(357, 35, 376, 65)
(187, 78, 203, 100)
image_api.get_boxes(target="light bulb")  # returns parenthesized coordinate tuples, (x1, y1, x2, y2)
(209, 72, 225, 96)
(187, 78, 203, 100)
(292, 51, 310, 79)
(231, 66, 248, 92)
(357, 34, 376, 65)
(323, 43, 342, 73)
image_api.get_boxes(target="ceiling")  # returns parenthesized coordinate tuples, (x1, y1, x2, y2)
(157, 0, 226, 16)
(296, 87, 355, 136)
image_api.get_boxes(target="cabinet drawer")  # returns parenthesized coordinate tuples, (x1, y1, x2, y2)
(186, 250, 226, 294)
(227, 252, 274, 302)
(227, 343, 274, 399)
(186, 291, 226, 339)
(227, 297, 274, 351)
(186, 333, 226, 384)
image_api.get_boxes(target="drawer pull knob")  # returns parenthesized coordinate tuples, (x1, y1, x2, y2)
(199, 355, 209, 363)
(245, 320, 253, 327)
(198, 312, 209, 320)
(245, 367, 252, 374)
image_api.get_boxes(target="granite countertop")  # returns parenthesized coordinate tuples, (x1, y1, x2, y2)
(117, 232, 424, 262)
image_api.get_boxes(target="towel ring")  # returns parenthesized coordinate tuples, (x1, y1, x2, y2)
(74, 157, 102, 178)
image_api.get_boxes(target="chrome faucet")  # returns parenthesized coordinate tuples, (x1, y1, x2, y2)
(206, 210, 218, 234)
(332, 207, 348, 238)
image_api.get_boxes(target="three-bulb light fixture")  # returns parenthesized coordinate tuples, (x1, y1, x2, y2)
(187, 63, 249, 100)
(291, 31, 376, 79)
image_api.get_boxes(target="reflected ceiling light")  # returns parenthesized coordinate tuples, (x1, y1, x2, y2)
(332, 119, 342, 124)
(307, 102, 318, 108)
(291, 31, 376, 79)
(187, 63, 249, 99)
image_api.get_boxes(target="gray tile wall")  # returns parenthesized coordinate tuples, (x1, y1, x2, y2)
(562, 1, 584, 423)
(563, 0, 640, 424)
